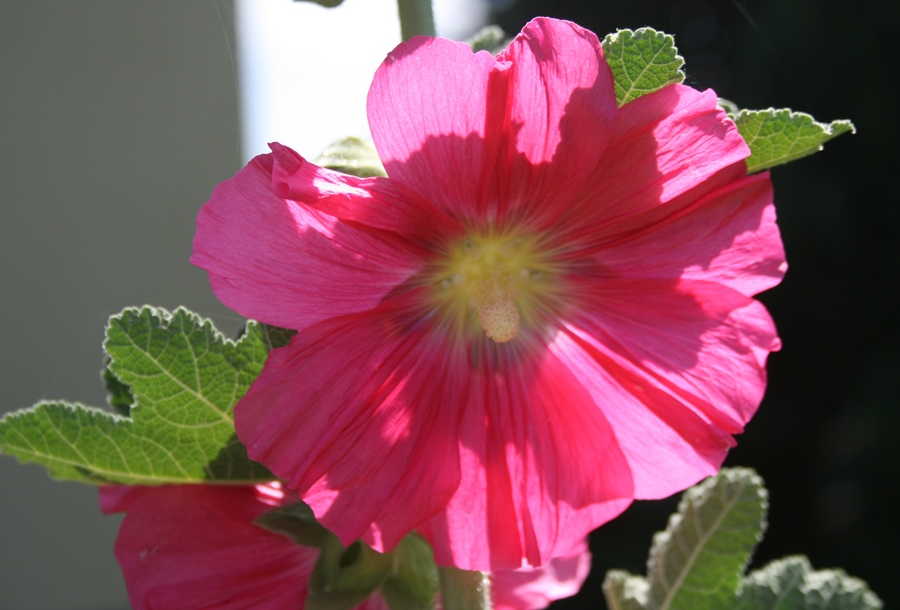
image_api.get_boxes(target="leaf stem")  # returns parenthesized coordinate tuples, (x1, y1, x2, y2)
(396, 0, 435, 41)
(438, 567, 491, 610)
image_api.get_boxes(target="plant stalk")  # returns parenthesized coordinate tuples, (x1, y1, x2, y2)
(396, 0, 435, 40)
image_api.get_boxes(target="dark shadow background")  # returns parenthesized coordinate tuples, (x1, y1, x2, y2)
(490, 0, 899, 608)
(1, 1, 895, 608)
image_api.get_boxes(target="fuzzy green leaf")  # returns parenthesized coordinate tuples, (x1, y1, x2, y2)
(603, 570, 650, 610)
(737, 556, 883, 609)
(734, 108, 855, 173)
(466, 25, 509, 55)
(646, 468, 767, 609)
(601, 28, 685, 106)
(0, 306, 274, 485)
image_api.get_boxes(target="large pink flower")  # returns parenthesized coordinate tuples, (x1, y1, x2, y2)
(191, 18, 785, 570)
(100, 484, 588, 609)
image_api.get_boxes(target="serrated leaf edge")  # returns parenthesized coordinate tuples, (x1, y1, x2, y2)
(602, 27, 685, 107)
(735, 107, 855, 172)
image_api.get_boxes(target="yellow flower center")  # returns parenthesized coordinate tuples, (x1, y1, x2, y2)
(429, 231, 558, 343)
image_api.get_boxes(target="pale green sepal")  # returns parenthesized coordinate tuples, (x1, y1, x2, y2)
(380, 535, 438, 610)
(645, 468, 768, 610)
(316, 137, 387, 178)
(0, 306, 275, 485)
(736, 556, 883, 609)
(466, 25, 509, 55)
(601, 28, 685, 107)
(439, 567, 491, 610)
(603, 570, 650, 610)
(733, 108, 855, 173)
(258, 503, 438, 610)
(306, 536, 386, 610)
(254, 501, 332, 548)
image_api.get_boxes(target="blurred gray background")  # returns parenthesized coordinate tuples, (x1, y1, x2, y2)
(1, 3, 239, 608)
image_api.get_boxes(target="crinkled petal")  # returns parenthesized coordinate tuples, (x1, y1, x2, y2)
(368, 34, 503, 222)
(102, 485, 313, 610)
(191, 147, 443, 330)
(235, 289, 465, 554)
(419, 337, 633, 570)
(557, 84, 749, 238)
(495, 18, 617, 228)
(491, 539, 591, 610)
(558, 278, 780, 499)
(269, 142, 463, 248)
(586, 171, 786, 297)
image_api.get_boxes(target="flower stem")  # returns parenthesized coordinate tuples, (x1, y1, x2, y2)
(396, 0, 435, 40)
(439, 566, 492, 610)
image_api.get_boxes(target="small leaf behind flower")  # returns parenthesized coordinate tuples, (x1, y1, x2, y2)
(316, 137, 387, 178)
(734, 108, 855, 173)
(466, 25, 509, 55)
(736, 556, 883, 609)
(601, 28, 685, 106)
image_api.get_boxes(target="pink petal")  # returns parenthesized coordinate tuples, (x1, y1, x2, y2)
(557, 84, 750, 239)
(584, 171, 786, 297)
(235, 289, 466, 554)
(419, 338, 633, 570)
(495, 18, 618, 228)
(367, 34, 503, 222)
(269, 142, 463, 248)
(558, 278, 780, 499)
(491, 539, 591, 610)
(99, 484, 147, 514)
(368, 18, 618, 229)
(191, 147, 439, 330)
(105, 484, 314, 610)
(236, 290, 632, 571)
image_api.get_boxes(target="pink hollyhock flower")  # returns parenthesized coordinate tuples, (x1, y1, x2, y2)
(99, 484, 349, 609)
(191, 17, 785, 571)
(100, 484, 588, 610)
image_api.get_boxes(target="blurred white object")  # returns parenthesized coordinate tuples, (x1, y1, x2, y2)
(237, 0, 488, 161)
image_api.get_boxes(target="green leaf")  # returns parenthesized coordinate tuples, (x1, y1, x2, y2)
(737, 556, 883, 610)
(601, 28, 685, 106)
(102, 357, 134, 417)
(603, 468, 768, 610)
(466, 25, 509, 55)
(733, 108, 855, 173)
(603, 570, 649, 610)
(315, 137, 386, 178)
(0, 306, 274, 485)
(646, 468, 767, 609)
